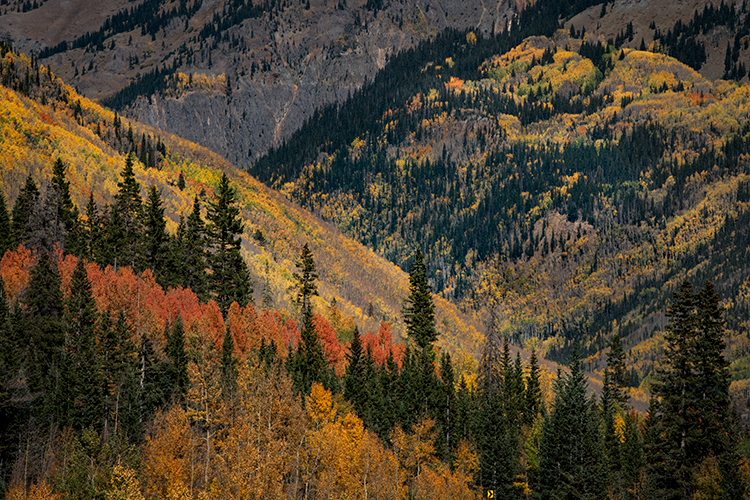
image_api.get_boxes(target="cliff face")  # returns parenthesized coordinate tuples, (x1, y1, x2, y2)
(127, 0, 520, 166)
(2, 0, 520, 165)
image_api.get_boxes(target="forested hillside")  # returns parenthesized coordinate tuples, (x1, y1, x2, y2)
(252, 20, 750, 415)
(1, 1, 750, 497)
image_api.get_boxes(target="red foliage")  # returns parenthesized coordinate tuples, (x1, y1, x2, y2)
(0, 245, 35, 305)
(313, 314, 346, 375)
(362, 321, 404, 369)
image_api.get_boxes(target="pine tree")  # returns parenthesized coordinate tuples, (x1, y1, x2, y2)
(293, 243, 318, 312)
(108, 154, 144, 270)
(64, 257, 104, 430)
(0, 192, 13, 256)
(646, 281, 744, 499)
(606, 332, 628, 406)
(523, 348, 543, 426)
(143, 185, 169, 284)
(344, 325, 365, 411)
(24, 252, 66, 427)
(182, 196, 209, 301)
(165, 315, 189, 403)
(11, 174, 39, 247)
(206, 172, 251, 315)
(402, 248, 437, 350)
(50, 158, 82, 256)
(291, 300, 326, 396)
(537, 341, 606, 499)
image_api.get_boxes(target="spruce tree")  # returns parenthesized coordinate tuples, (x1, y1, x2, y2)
(64, 257, 104, 430)
(165, 315, 189, 403)
(291, 299, 326, 395)
(344, 325, 365, 411)
(537, 341, 606, 500)
(402, 249, 437, 350)
(0, 192, 13, 256)
(24, 252, 66, 427)
(206, 172, 251, 315)
(143, 185, 168, 283)
(11, 174, 39, 247)
(109, 154, 144, 270)
(606, 332, 628, 406)
(523, 348, 543, 426)
(51, 158, 82, 256)
(182, 196, 209, 301)
(646, 281, 743, 499)
(293, 243, 318, 312)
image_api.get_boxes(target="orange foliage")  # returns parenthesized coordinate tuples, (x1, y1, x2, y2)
(313, 314, 346, 375)
(362, 321, 405, 368)
(0, 245, 35, 305)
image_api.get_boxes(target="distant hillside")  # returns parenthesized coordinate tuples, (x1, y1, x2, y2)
(0, 43, 485, 370)
(251, 31, 750, 416)
(1, 0, 525, 166)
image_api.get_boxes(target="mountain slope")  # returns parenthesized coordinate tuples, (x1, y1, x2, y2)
(249, 32, 750, 413)
(1, 0, 524, 167)
(0, 44, 485, 370)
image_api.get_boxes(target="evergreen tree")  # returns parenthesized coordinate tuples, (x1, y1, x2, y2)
(0, 192, 13, 256)
(206, 172, 251, 315)
(344, 325, 365, 411)
(165, 315, 189, 403)
(64, 258, 104, 430)
(293, 242, 318, 312)
(108, 154, 144, 270)
(290, 300, 326, 396)
(436, 352, 455, 461)
(182, 196, 209, 301)
(51, 158, 82, 256)
(402, 249, 437, 350)
(11, 174, 39, 247)
(24, 252, 66, 427)
(606, 332, 628, 406)
(98, 310, 137, 440)
(537, 341, 606, 499)
(143, 185, 168, 283)
(645, 281, 743, 499)
(523, 348, 543, 426)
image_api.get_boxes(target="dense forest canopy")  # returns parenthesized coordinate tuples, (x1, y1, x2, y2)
(1, 0, 750, 497)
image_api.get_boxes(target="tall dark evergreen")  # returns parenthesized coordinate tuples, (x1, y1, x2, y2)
(523, 348, 543, 426)
(23, 252, 66, 427)
(206, 172, 251, 315)
(293, 242, 318, 312)
(165, 315, 189, 403)
(143, 185, 169, 285)
(50, 158, 82, 256)
(11, 174, 39, 248)
(402, 248, 437, 350)
(109, 154, 144, 270)
(645, 281, 743, 499)
(99, 310, 137, 439)
(0, 192, 13, 256)
(344, 325, 365, 411)
(63, 257, 104, 430)
(181, 196, 209, 301)
(537, 342, 606, 500)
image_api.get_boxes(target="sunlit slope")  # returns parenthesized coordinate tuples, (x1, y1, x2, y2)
(0, 47, 484, 364)
(251, 33, 750, 410)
